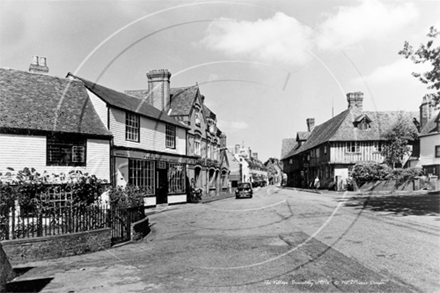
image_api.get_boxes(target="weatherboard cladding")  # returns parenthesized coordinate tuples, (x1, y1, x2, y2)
(68, 73, 188, 129)
(0, 68, 111, 137)
(283, 108, 419, 159)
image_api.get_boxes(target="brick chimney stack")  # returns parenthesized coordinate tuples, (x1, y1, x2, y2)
(146, 69, 171, 111)
(306, 118, 315, 132)
(347, 92, 364, 111)
(29, 56, 49, 74)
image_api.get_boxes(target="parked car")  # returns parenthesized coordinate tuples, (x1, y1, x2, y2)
(235, 182, 253, 199)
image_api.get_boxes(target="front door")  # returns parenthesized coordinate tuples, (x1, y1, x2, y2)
(156, 161, 168, 204)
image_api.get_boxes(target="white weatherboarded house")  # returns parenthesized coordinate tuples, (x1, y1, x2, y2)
(0, 65, 112, 181)
(67, 71, 194, 207)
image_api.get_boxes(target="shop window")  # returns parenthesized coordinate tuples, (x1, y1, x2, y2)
(128, 159, 155, 195)
(47, 134, 86, 166)
(168, 163, 186, 194)
(126, 112, 140, 142)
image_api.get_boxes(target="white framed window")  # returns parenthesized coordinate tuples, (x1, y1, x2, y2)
(165, 124, 176, 149)
(374, 142, 383, 152)
(168, 163, 186, 194)
(126, 112, 140, 142)
(128, 159, 155, 195)
(47, 134, 86, 166)
(435, 145, 440, 158)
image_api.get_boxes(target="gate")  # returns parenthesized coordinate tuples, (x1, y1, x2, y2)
(109, 206, 145, 245)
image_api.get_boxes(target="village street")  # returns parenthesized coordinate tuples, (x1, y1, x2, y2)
(7, 187, 440, 293)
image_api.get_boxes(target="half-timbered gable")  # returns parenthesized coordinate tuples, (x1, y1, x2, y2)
(282, 92, 419, 190)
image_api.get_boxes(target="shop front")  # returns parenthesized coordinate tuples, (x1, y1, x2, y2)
(112, 149, 196, 207)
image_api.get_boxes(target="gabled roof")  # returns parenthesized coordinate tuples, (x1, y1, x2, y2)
(0, 68, 111, 137)
(419, 111, 440, 136)
(68, 73, 188, 129)
(281, 138, 297, 159)
(284, 108, 419, 159)
(169, 86, 199, 116)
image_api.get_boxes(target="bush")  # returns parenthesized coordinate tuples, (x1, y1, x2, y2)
(106, 185, 145, 209)
(351, 162, 391, 186)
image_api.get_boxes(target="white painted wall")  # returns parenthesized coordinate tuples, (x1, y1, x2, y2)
(0, 133, 110, 181)
(417, 134, 440, 167)
(110, 107, 186, 155)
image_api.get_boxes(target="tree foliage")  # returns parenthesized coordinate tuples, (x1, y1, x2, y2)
(399, 26, 440, 105)
(380, 115, 418, 169)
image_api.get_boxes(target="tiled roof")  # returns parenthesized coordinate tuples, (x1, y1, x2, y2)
(68, 73, 189, 129)
(419, 110, 440, 136)
(284, 108, 419, 158)
(203, 104, 216, 120)
(169, 86, 199, 116)
(297, 131, 310, 141)
(281, 138, 297, 159)
(0, 68, 111, 137)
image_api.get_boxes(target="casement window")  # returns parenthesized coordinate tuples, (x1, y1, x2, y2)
(126, 112, 140, 142)
(168, 163, 186, 194)
(346, 142, 360, 153)
(195, 112, 201, 126)
(47, 134, 86, 166)
(128, 159, 155, 195)
(165, 124, 176, 149)
(324, 145, 327, 155)
(435, 145, 440, 158)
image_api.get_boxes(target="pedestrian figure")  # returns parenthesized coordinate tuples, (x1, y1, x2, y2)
(314, 176, 320, 190)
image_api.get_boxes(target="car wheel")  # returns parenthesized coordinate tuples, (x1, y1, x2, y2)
(250, 195, 253, 198)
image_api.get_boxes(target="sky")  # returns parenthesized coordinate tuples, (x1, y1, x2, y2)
(1, 0, 439, 163)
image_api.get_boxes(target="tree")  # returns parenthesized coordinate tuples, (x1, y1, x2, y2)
(381, 115, 418, 169)
(399, 26, 440, 105)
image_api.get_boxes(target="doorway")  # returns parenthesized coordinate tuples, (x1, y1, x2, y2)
(156, 161, 168, 204)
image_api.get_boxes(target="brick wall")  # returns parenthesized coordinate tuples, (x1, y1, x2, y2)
(130, 218, 150, 241)
(1, 228, 111, 265)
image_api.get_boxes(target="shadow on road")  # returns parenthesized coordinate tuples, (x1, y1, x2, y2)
(5, 277, 53, 293)
(344, 192, 440, 216)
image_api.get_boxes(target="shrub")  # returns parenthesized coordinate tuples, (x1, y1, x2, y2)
(106, 185, 145, 209)
(351, 162, 391, 186)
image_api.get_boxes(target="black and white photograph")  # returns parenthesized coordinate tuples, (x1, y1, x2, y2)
(0, 0, 439, 292)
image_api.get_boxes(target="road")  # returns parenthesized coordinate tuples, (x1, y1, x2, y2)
(7, 186, 440, 292)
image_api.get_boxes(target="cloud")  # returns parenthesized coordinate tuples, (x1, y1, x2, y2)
(199, 12, 314, 65)
(217, 119, 249, 132)
(352, 58, 432, 85)
(316, 0, 419, 50)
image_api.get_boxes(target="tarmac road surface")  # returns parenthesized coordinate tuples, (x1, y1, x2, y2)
(6, 186, 440, 292)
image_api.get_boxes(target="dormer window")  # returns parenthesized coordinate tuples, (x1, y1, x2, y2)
(354, 114, 372, 130)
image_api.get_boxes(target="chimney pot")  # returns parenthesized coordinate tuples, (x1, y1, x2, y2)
(29, 56, 49, 74)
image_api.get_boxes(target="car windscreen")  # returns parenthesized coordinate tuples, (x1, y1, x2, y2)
(238, 183, 251, 189)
